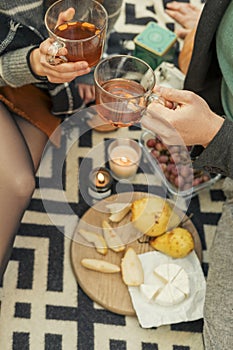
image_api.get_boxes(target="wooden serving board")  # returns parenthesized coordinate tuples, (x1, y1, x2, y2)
(70, 192, 202, 316)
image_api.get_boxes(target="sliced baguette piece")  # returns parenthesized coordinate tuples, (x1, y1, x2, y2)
(81, 258, 120, 273)
(102, 220, 125, 252)
(106, 202, 131, 213)
(106, 203, 131, 223)
(79, 228, 108, 255)
(121, 247, 144, 286)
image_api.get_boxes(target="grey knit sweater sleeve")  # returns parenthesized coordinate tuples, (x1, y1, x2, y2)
(0, 46, 42, 87)
(193, 118, 233, 179)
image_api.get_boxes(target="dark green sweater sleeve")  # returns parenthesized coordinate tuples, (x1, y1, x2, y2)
(193, 118, 233, 179)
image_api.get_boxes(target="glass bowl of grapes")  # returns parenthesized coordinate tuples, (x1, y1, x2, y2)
(139, 130, 221, 198)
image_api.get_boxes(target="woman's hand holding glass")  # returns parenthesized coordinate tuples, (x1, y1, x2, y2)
(141, 87, 224, 148)
(29, 40, 90, 83)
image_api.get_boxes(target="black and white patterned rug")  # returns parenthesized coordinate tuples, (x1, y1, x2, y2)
(0, 1, 225, 350)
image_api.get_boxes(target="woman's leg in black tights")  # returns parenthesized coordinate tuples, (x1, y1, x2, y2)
(0, 103, 48, 280)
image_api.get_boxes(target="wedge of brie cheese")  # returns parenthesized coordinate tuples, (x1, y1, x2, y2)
(140, 263, 190, 306)
(171, 267, 190, 296)
(155, 282, 186, 306)
(140, 283, 163, 301)
(154, 263, 182, 283)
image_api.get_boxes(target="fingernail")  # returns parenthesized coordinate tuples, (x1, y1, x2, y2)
(78, 62, 88, 70)
(82, 62, 89, 69)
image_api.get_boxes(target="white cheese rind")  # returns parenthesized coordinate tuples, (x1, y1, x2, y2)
(155, 282, 186, 306)
(140, 263, 190, 306)
(140, 283, 162, 301)
(172, 268, 190, 296)
(153, 263, 182, 283)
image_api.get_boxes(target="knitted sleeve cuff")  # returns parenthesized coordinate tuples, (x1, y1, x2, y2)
(0, 46, 44, 87)
(193, 118, 233, 178)
(26, 46, 48, 82)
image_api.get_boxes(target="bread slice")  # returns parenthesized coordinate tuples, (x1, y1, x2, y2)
(106, 203, 131, 223)
(79, 228, 108, 255)
(81, 258, 120, 273)
(121, 247, 144, 286)
(102, 220, 125, 252)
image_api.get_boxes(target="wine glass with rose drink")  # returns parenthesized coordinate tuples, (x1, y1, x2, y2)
(94, 55, 161, 127)
(45, 0, 108, 66)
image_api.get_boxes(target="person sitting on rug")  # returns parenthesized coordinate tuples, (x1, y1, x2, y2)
(164, 1, 204, 74)
(0, 0, 124, 282)
(0, 0, 102, 281)
(0, 0, 125, 281)
(142, 1, 233, 349)
(165, 1, 203, 39)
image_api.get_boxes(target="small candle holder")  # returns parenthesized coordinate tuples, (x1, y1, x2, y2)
(108, 139, 142, 181)
(88, 167, 113, 200)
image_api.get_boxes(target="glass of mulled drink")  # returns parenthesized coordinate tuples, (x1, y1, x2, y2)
(94, 55, 162, 127)
(45, 0, 108, 66)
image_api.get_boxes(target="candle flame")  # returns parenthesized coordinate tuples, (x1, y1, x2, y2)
(97, 172, 105, 184)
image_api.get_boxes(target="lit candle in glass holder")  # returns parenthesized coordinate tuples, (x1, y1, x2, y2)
(108, 139, 142, 180)
(88, 167, 113, 199)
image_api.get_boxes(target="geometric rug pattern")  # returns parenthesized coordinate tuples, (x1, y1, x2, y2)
(0, 1, 224, 349)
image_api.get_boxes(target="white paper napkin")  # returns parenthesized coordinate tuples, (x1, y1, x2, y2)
(128, 250, 206, 328)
